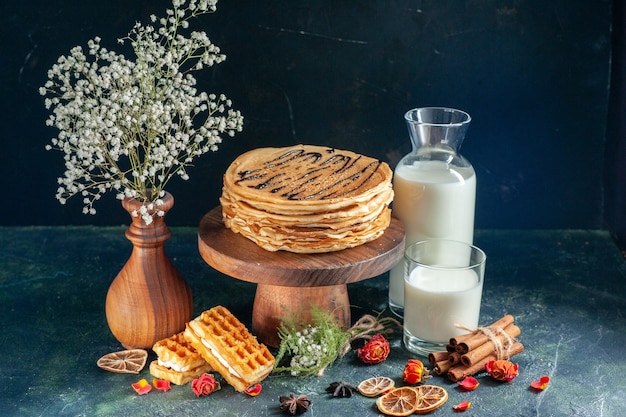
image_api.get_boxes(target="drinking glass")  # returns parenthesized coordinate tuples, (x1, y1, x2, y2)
(403, 239, 486, 356)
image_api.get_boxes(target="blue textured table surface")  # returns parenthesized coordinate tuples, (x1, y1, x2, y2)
(1, 227, 625, 416)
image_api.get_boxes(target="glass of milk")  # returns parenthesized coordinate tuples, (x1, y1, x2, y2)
(403, 239, 486, 356)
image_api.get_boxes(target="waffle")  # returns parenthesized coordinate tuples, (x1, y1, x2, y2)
(184, 306, 275, 392)
(149, 331, 213, 385)
(149, 360, 213, 386)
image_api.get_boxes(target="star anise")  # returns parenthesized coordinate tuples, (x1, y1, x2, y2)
(325, 381, 356, 398)
(279, 393, 312, 415)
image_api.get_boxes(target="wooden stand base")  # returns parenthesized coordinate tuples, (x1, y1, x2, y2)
(253, 284, 350, 347)
(198, 207, 405, 347)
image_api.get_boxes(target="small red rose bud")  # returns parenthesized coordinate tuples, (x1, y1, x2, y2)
(402, 359, 425, 384)
(356, 334, 390, 365)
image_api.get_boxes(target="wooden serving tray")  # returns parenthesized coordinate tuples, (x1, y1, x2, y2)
(198, 206, 405, 347)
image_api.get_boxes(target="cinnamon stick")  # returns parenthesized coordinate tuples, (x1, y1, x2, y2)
(460, 324, 521, 367)
(448, 332, 475, 348)
(446, 343, 456, 353)
(456, 314, 515, 354)
(428, 351, 450, 365)
(433, 359, 452, 375)
(449, 352, 462, 365)
(447, 341, 525, 382)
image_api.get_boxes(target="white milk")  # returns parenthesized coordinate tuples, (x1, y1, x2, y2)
(404, 266, 482, 343)
(389, 160, 476, 311)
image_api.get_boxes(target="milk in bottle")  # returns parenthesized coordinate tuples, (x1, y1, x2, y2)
(388, 107, 476, 317)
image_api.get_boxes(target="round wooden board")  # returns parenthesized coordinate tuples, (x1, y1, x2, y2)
(197, 206, 405, 287)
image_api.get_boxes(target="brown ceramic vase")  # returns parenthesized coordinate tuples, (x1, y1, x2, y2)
(105, 191, 193, 349)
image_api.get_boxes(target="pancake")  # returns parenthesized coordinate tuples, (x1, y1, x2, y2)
(222, 145, 392, 208)
(219, 145, 393, 253)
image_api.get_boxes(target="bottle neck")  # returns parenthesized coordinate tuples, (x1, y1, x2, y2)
(405, 107, 471, 155)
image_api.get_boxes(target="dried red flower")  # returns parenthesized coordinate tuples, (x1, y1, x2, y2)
(357, 334, 390, 364)
(453, 400, 472, 411)
(457, 376, 479, 391)
(191, 373, 221, 397)
(402, 359, 425, 384)
(131, 378, 152, 395)
(245, 383, 263, 396)
(152, 379, 171, 392)
(530, 375, 550, 390)
(485, 359, 519, 382)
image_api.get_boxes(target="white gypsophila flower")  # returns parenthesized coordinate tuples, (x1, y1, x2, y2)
(40, 0, 242, 224)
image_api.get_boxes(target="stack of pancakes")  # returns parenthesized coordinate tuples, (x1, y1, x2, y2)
(220, 144, 394, 253)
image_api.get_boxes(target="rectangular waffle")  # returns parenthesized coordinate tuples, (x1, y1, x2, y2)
(184, 306, 275, 392)
(149, 331, 213, 385)
(149, 360, 213, 386)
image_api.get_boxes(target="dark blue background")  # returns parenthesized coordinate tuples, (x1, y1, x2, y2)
(2, 0, 619, 235)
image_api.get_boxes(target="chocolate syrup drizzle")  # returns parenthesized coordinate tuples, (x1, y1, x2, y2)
(235, 148, 384, 200)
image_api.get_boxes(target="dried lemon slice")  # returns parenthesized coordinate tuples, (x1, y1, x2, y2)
(357, 376, 395, 397)
(413, 385, 448, 414)
(375, 387, 419, 416)
(97, 349, 148, 374)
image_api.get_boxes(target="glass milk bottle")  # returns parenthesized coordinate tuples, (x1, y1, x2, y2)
(388, 107, 476, 318)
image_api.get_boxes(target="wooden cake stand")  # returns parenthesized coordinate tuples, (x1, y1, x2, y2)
(198, 207, 405, 347)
